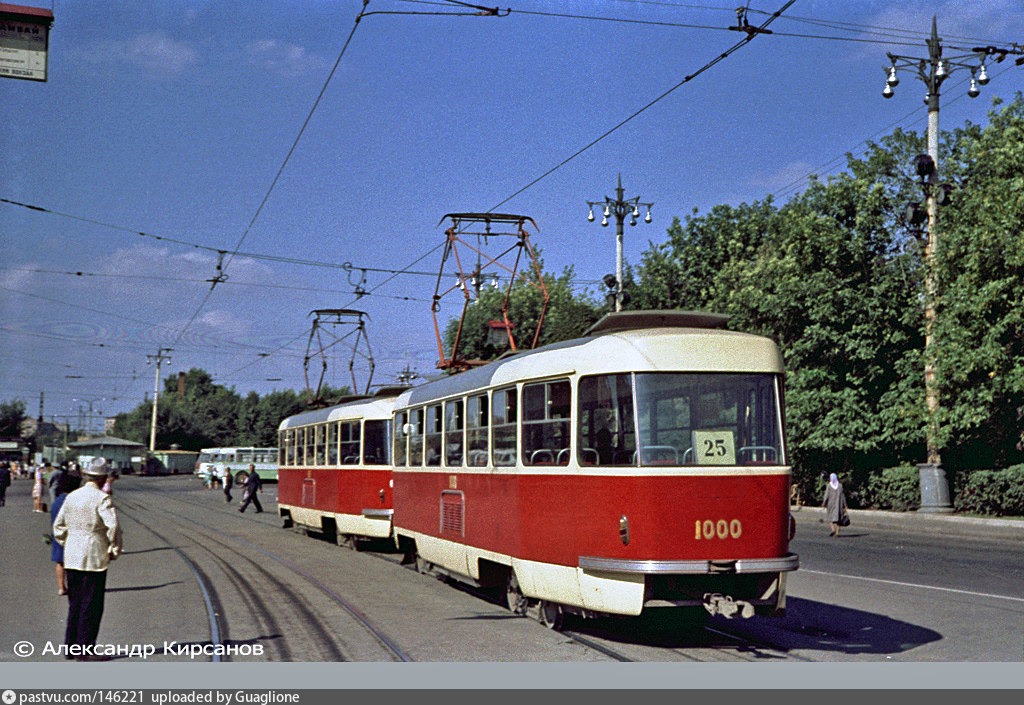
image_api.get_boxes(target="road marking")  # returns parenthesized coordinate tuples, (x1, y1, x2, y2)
(799, 569, 1024, 604)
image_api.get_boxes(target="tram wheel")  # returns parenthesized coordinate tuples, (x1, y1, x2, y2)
(506, 572, 529, 616)
(538, 600, 564, 631)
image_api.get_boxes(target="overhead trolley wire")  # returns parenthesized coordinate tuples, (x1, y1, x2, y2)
(489, 0, 796, 211)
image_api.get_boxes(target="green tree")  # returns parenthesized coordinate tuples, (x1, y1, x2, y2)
(0, 399, 28, 438)
(442, 265, 602, 365)
(933, 95, 1024, 470)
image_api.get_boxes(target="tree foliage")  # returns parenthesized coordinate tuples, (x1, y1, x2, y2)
(0, 399, 28, 438)
(110, 368, 332, 451)
(441, 264, 603, 366)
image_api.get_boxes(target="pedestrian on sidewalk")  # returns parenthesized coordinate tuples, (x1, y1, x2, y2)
(53, 458, 123, 660)
(238, 464, 263, 514)
(222, 466, 234, 503)
(822, 472, 849, 537)
(0, 462, 10, 507)
(32, 462, 48, 513)
(50, 469, 82, 595)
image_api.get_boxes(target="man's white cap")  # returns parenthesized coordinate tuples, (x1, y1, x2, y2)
(83, 458, 109, 477)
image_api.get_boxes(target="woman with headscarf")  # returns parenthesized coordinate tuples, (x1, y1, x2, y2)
(822, 473, 849, 537)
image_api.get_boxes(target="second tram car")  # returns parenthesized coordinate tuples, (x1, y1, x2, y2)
(277, 390, 400, 544)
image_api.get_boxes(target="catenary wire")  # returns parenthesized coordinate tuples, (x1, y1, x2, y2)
(488, 0, 796, 211)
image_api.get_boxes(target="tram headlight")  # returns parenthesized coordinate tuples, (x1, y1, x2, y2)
(619, 515, 630, 545)
(788, 513, 797, 541)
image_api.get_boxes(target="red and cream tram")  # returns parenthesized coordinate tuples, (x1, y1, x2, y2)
(277, 389, 402, 545)
(390, 311, 797, 627)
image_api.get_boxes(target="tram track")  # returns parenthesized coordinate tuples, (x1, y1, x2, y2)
(116, 490, 412, 662)
(115, 503, 226, 662)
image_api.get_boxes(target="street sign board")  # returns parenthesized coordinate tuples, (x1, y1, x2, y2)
(0, 4, 54, 82)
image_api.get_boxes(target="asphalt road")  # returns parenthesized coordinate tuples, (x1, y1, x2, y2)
(733, 509, 1024, 661)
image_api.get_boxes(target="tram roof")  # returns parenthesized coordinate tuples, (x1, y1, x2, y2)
(399, 313, 783, 407)
(278, 390, 403, 429)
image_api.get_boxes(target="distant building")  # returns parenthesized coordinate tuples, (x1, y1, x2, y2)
(0, 438, 29, 464)
(148, 449, 199, 475)
(67, 436, 146, 473)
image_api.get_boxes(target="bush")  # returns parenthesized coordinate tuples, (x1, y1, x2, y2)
(853, 465, 920, 511)
(955, 465, 1024, 517)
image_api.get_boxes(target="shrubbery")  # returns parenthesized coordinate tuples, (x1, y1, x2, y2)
(849, 465, 920, 511)
(954, 465, 1024, 517)
(836, 464, 1024, 516)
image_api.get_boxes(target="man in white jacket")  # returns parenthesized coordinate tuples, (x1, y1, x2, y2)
(53, 457, 123, 660)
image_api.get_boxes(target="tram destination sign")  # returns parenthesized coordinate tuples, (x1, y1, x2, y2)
(0, 4, 54, 82)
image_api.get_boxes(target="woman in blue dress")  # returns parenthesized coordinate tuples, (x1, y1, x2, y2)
(50, 470, 81, 595)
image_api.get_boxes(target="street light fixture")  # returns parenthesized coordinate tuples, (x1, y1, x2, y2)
(586, 174, 654, 311)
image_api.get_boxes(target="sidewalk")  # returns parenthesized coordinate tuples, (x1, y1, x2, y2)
(794, 503, 1024, 541)
(0, 478, 208, 662)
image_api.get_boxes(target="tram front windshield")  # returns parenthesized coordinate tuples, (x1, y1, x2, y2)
(577, 373, 784, 467)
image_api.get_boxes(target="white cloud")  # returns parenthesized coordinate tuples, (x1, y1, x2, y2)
(127, 32, 200, 75)
(245, 39, 327, 78)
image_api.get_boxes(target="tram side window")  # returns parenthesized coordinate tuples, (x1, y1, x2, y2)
(424, 405, 442, 467)
(327, 423, 339, 465)
(409, 408, 424, 466)
(466, 395, 488, 467)
(340, 421, 361, 465)
(445, 399, 464, 466)
(315, 424, 327, 465)
(304, 427, 315, 466)
(363, 420, 390, 465)
(492, 387, 517, 466)
(523, 379, 571, 466)
(578, 374, 637, 466)
(393, 412, 408, 467)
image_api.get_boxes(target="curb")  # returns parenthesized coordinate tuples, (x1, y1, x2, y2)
(793, 505, 1024, 541)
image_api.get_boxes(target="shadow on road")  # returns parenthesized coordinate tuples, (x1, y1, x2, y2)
(757, 596, 943, 655)
(550, 598, 941, 658)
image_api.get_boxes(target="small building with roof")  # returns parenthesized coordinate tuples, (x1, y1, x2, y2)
(66, 436, 146, 474)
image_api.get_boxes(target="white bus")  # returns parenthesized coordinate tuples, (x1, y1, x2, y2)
(195, 447, 278, 484)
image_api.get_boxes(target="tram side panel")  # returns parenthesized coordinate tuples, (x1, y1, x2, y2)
(396, 467, 791, 616)
(279, 465, 394, 539)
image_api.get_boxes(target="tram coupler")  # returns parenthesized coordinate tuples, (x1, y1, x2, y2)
(702, 593, 755, 619)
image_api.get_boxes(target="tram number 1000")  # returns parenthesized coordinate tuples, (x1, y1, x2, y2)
(695, 519, 742, 540)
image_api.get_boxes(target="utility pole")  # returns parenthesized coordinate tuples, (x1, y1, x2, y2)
(146, 347, 172, 453)
(881, 17, 1020, 512)
(587, 175, 653, 311)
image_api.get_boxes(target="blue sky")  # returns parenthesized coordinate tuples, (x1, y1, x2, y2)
(2, 0, 1023, 432)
